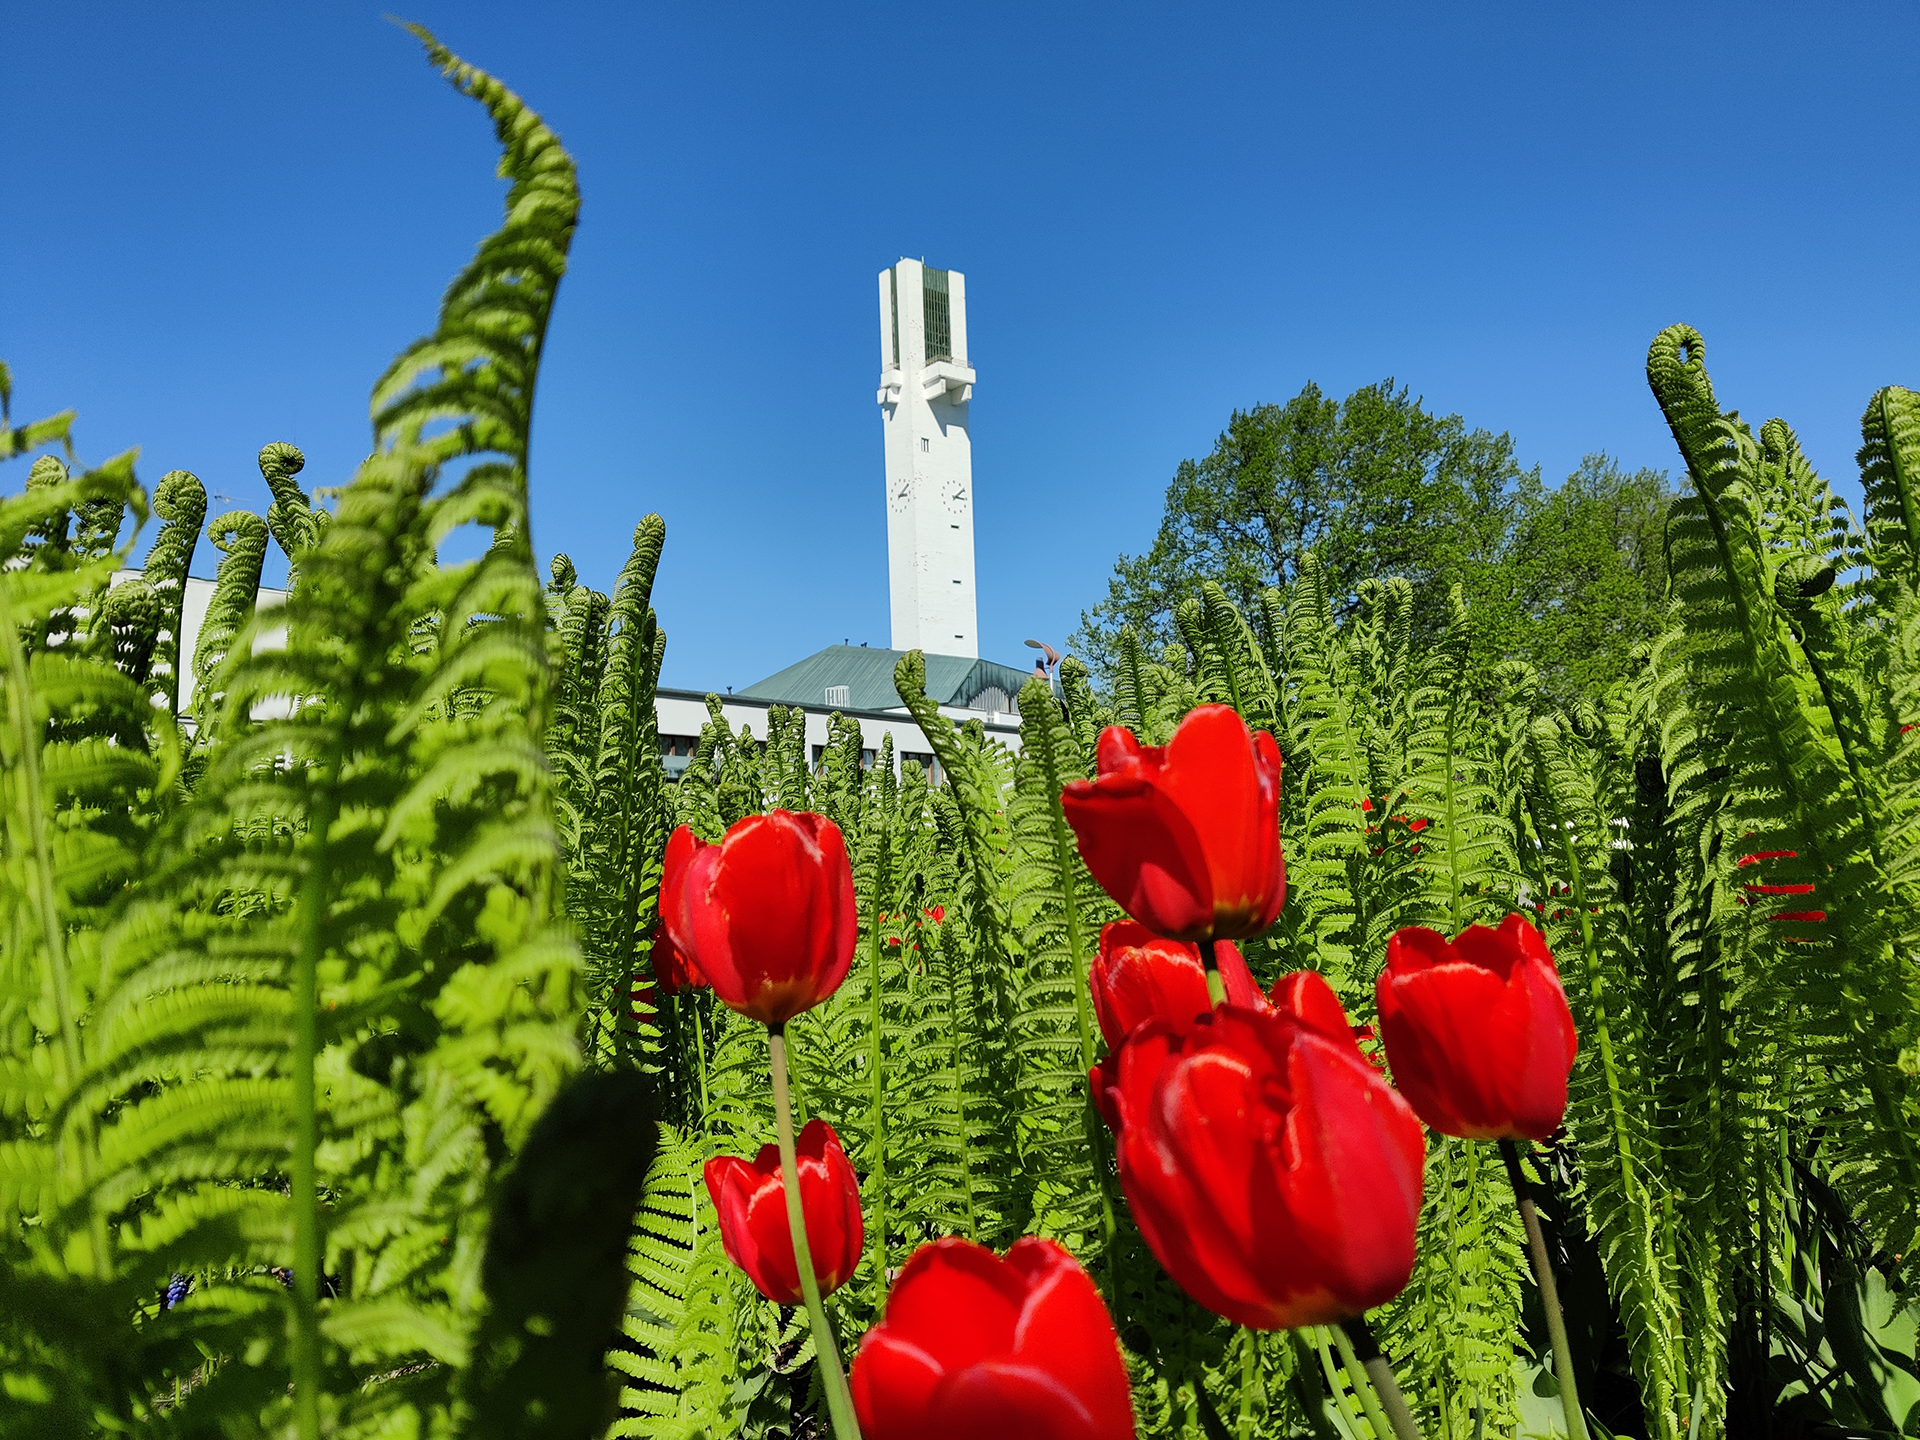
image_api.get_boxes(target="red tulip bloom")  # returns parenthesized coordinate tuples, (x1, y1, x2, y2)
(647, 918, 709, 995)
(1376, 914, 1578, 1141)
(703, 1118, 864, 1304)
(654, 832, 710, 993)
(1105, 972, 1425, 1329)
(1061, 705, 1284, 943)
(1089, 921, 1264, 1049)
(664, 812, 858, 1026)
(850, 1236, 1135, 1440)
(1087, 921, 1262, 1132)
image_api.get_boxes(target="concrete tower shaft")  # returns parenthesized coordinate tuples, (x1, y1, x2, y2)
(877, 259, 978, 658)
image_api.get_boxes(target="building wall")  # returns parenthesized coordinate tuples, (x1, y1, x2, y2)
(654, 688, 1021, 785)
(878, 259, 979, 658)
(112, 569, 289, 717)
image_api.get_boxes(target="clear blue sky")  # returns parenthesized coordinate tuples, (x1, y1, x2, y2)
(4, 4, 1916, 692)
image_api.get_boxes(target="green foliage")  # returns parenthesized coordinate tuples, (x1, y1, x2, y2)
(7, 24, 1919, 1438)
(1077, 382, 1671, 703)
(1075, 380, 1538, 680)
(1503, 456, 1672, 700)
(0, 28, 615, 1438)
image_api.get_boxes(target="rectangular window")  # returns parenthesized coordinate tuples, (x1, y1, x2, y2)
(923, 267, 951, 362)
(889, 267, 899, 367)
(920, 437, 930, 453)
(825, 685, 851, 707)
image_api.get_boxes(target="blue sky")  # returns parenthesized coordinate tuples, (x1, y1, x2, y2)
(4, 4, 1917, 692)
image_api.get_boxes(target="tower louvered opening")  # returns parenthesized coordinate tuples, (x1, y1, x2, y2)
(922, 267, 951, 362)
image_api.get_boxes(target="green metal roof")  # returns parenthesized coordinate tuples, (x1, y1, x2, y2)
(738, 645, 1037, 713)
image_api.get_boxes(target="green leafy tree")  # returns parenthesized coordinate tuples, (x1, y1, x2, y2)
(1075, 381, 1535, 678)
(1501, 454, 1672, 699)
(1077, 385, 1673, 700)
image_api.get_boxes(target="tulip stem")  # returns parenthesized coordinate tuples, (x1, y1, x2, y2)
(1500, 1139, 1589, 1440)
(1200, 938, 1228, 1007)
(1338, 1318, 1425, 1440)
(1315, 1328, 1371, 1435)
(769, 1025, 862, 1440)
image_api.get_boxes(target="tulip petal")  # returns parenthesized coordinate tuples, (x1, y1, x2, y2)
(1113, 1005, 1424, 1330)
(1271, 970, 1353, 1042)
(1385, 961, 1512, 1136)
(1215, 939, 1265, 1010)
(1004, 1240, 1136, 1439)
(741, 1157, 803, 1302)
(878, 1238, 1024, 1374)
(851, 1238, 1132, 1440)
(1090, 921, 1217, 1049)
(926, 1363, 1102, 1440)
(851, 1329, 946, 1435)
(1502, 958, 1577, 1139)
(1452, 921, 1522, 981)
(1280, 1032, 1424, 1312)
(1063, 772, 1215, 940)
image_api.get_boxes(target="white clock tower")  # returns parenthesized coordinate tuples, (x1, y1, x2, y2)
(877, 258, 978, 657)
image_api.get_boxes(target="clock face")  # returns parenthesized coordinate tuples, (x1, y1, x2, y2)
(942, 477, 968, 515)
(889, 476, 912, 514)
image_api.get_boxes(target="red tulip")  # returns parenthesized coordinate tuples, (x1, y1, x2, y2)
(1376, 914, 1578, 1141)
(655, 830, 710, 993)
(703, 1118, 864, 1304)
(1086, 921, 1262, 1132)
(1061, 705, 1284, 943)
(663, 812, 858, 1025)
(1089, 921, 1263, 1050)
(1104, 972, 1425, 1329)
(647, 918, 709, 995)
(850, 1236, 1135, 1440)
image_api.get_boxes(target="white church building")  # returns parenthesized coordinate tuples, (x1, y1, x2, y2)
(650, 258, 1038, 780)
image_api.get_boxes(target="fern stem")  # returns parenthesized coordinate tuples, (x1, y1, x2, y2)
(290, 782, 338, 1440)
(769, 1024, 862, 1440)
(1499, 1140, 1588, 1440)
(1557, 840, 1683, 1440)
(690, 992, 711, 1126)
(864, 911, 889, 1306)
(1338, 1318, 1425, 1440)
(1237, 1328, 1258, 1440)
(939, 932, 979, 1243)
(1038, 731, 1121, 1268)
(1442, 688, 1464, 936)
(0, 597, 110, 1280)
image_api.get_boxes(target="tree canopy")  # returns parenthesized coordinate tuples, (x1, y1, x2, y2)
(1073, 379, 1671, 698)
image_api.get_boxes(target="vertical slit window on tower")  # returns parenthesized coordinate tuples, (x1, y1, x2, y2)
(923, 267, 951, 362)
(889, 267, 899, 367)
